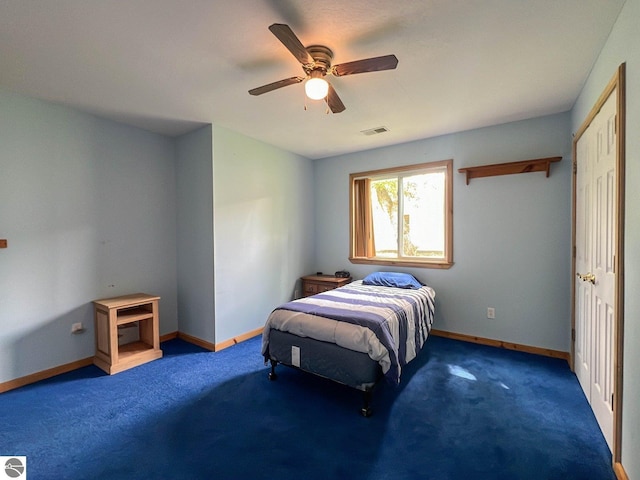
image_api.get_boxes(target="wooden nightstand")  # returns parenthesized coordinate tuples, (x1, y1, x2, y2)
(93, 293, 162, 374)
(301, 275, 352, 297)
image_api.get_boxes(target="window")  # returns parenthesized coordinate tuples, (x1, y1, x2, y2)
(349, 159, 453, 269)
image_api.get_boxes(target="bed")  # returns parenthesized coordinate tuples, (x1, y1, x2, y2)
(261, 272, 435, 416)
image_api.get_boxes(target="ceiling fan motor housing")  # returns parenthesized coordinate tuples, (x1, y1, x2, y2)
(305, 45, 334, 75)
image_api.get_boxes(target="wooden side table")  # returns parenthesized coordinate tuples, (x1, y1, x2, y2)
(301, 275, 352, 297)
(93, 293, 162, 374)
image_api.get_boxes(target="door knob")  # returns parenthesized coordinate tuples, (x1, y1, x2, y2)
(577, 272, 596, 284)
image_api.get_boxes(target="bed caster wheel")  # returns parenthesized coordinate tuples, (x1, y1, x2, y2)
(268, 372, 278, 381)
(361, 407, 372, 417)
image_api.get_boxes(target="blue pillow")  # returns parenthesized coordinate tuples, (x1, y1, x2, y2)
(362, 272, 423, 289)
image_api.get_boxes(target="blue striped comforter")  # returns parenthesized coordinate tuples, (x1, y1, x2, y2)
(262, 280, 435, 384)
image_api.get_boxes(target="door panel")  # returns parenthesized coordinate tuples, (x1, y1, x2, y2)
(574, 124, 591, 399)
(590, 91, 616, 450)
(575, 89, 616, 451)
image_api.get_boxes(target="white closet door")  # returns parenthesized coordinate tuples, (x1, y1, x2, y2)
(575, 89, 617, 452)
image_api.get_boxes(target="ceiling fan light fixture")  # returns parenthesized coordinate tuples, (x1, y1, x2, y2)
(305, 71, 329, 100)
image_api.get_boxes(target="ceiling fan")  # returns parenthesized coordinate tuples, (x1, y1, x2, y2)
(249, 23, 399, 113)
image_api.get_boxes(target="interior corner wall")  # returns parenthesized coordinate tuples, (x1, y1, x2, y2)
(176, 125, 215, 343)
(212, 125, 315, 344)
(570, 0, 640, 476)
(314, 112, 572, 353)
(0, 89, 178, 384)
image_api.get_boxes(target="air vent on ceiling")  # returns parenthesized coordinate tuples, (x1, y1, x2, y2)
(360, 126, 389, 136)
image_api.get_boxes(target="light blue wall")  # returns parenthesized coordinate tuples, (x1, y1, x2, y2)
(0, 91, 315, 382)
(212, 125, 315, 343)
(176, 125, 215, 343)
(0, 90, 178, 383)
(571, 0, 640, 475)
(314, 112, 572, 352)
(174, 125, 315, 346)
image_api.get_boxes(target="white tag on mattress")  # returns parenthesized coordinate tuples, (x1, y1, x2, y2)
(291, 345, 300, 367)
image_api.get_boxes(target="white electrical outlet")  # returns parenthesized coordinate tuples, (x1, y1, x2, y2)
(71, 322, 85, 334)
(487, 307, 495, 319)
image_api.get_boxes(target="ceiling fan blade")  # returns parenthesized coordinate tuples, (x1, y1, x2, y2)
(332, 54, 398, 77)
(268, 23, 314, 65)
(325, 83, 346, 113)
(249, 76, 304, 96)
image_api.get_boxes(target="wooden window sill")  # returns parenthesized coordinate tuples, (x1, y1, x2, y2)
(349, 256, 454, 270)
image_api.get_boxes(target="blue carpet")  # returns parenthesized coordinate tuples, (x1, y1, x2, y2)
(0, 336, 613, 479)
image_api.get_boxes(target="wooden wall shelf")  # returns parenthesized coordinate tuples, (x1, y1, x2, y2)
(458, 157, 561, 184)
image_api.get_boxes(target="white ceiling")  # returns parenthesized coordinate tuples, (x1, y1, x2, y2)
(0, 1, 625, 159)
